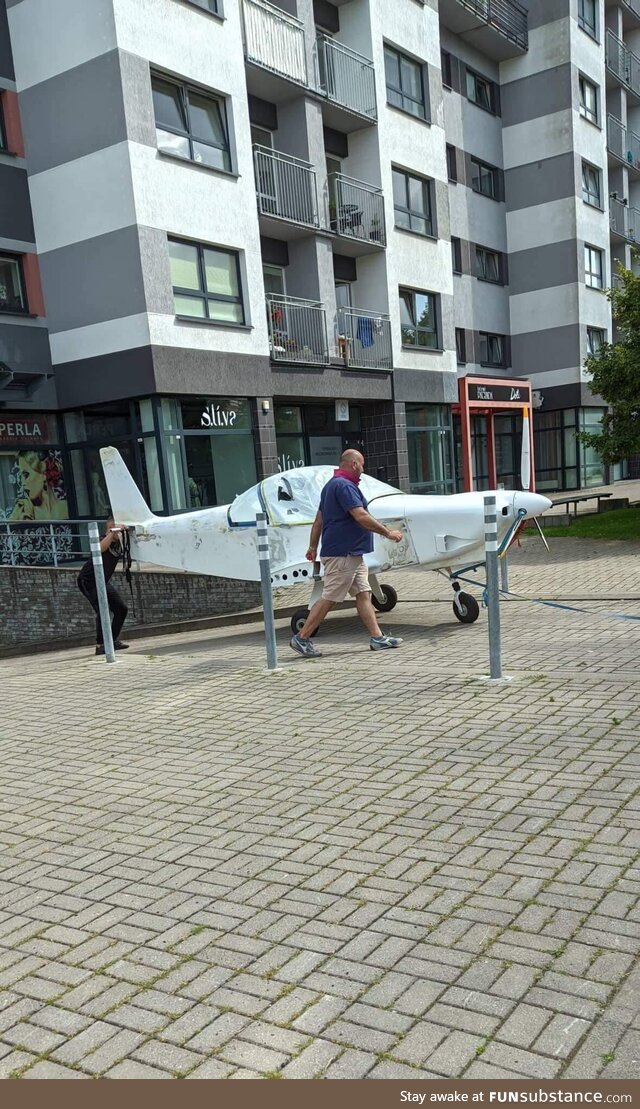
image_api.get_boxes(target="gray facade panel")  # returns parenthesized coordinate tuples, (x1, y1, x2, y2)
(54, 346, 156, 409)
(393, 368, 458, 404)
(39, 225, 146, 334)
(505, 152, 575, 212)
(18, 50, 127, 175)
(527, 0, 570, 29)
(508, 239, 578, 295)
(511, 323, 580, 377)
(0, 320, 51, 373)
(0, 163, 34, 241)
(502, 64, 572, 127)
(0, 0, 14, 81)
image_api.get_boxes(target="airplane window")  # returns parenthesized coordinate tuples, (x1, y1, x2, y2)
(277, 478, 294, 501)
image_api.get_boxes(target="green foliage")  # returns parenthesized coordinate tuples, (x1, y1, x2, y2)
(542, 506, 640, 540)
(580, 260, 640, 464)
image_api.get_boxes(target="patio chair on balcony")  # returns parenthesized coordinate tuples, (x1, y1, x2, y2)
(338, 203, 364, 237)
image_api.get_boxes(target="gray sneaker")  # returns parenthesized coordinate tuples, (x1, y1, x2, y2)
(290, 634, 322, 658)
(370, 635, 403, 651)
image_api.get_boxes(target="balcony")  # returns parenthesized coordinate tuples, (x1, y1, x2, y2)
(267, 294, 330, 365)
(607, 115, 640, 177)
(328, 173, 385, 254)
(241, 0, 308, 93)
(253, 146, 319, 236)
(606, 30, 640, 102)
(618, 0, 640, 28)
(438, 0, 527, 60)
(316, 35, 377, 126)
(609, 196, 640, 242)
(337, 308, 392, 371)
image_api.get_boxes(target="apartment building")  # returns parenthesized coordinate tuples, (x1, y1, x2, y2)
(0, 0, 633, 533)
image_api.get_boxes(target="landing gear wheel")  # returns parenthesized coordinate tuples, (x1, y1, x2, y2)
(371, 584, 398, 613)
(290, 608, 320, 637)
(453, 592, 480, 624)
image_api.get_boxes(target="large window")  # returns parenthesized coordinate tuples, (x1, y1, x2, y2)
(581, 161, 601, 207)
(579, 408, 606, 486)
(392, 168, 433, 236)
(466, 68, 495, 113)
(169, 239, 244, 322)
(471, 157, 498, 199)
(151, 75, 231, 171)
(185, 0, 219, 12)
(455, 328, 466, 364)
(475, 245, 502, 283)
(451, 237, 462, 274)
(399, 288, 439, 349)
(406, 404, 455, 495)
(384, 46, 427, 119)
(586, 326, 606, 355)
(446, 144, 457, 182)
(0, 255, 27, 314)
(479, 332, 506, 367)
(579, 75, 599, 125)
(578, 0, 597, 38)
(584, 244, 604, 289)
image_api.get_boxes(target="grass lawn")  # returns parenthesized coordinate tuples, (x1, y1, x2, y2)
(541, 506, 640, 540)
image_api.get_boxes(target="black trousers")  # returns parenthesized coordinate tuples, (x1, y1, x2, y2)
(79, 580, 128, 644)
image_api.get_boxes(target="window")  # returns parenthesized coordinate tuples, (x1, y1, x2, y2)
(578, 0, 597, 38)
(151, 75, 231, 171)
(186, 0, 219, 12)
(169, 239, 244, 322)
(475, 245, 502, 283)
(584, 244, 604, 288)
(479, 332, 506, 367)
(441, 50, 452, 89)
(392, 168, 433, 236)
(582, 161, 601, 207)
(446, 144, 457, 182)
(406, 404, 455, 495)
(471, 157, 498, 199)
(586, 326, 605, 355)
(400, 288, 439, 349)
(451, 237, 462, 273)
(384, 46, 427, 120)
(455, 328, 466, 364)
(466, 69, 494, 112)
(0, 254, 27, 314)
(579, 75, 599, 125)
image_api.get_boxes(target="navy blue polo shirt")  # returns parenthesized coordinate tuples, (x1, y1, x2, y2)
(319, 476, 373, 557)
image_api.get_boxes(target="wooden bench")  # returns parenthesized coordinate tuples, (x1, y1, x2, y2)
(550, 492, 612, 517)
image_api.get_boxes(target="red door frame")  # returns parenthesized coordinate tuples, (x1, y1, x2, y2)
(453, 376, 535, 492)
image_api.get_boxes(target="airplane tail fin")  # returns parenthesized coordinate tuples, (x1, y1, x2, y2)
(100, 445, 156, 524)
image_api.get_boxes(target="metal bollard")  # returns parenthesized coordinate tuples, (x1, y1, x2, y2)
(256, 512, 278, 671)
(88, 521, 116, 664)
(484, 495, 502, 680)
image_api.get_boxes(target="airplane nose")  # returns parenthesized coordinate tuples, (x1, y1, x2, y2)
(513, 491, 553, 517)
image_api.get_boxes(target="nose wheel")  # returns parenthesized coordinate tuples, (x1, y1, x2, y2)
(290, 608, 320, 637)
(452, 584, 480, 624)
(371, 584, 398, 613)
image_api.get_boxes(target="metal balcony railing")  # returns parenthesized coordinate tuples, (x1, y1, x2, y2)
(607, 115, 640, 171)
(267, 294, 329, 365)
(455, 0, 528, 51)
(337, 308, 392, 371)
(620, 0, 640, 21)
(253, 146, 319, 227)
(316, 36, 377, 119)
(328, 173, 385, 246)
(609, 196, 640, 241)
(606, 29, 640, 98)
(241, 0, 307, 86)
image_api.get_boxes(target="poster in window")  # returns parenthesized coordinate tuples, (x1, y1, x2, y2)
(0, 448, 72, 564)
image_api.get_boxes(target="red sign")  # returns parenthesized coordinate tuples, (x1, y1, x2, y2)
(0, 415, 50, 444)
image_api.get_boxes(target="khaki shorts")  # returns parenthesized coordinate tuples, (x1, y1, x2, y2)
(321, 556, 371, 602)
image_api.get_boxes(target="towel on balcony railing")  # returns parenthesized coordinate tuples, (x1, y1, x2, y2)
(356, 316, 374, 347)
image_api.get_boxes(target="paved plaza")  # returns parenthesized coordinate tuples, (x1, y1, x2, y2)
(0, 535, 639, 1080)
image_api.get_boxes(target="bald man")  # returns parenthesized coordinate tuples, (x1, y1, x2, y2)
(290, 450, 404, 658)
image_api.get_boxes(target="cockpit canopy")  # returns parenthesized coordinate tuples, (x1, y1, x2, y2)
(228, 466, 401, 527)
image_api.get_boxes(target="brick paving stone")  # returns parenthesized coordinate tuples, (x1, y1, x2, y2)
(186, 1011, 250, 1053)
(22, 1060, 86, 1079)
(159, 1004, 220, 1045)
(51, 1021, 121, 1065)
(185, 1058, 236, 1079)
(495, 1003, 554, 1048)
(482, 1041, 563, 1078)
(279, 1039, 343, 1078)
(323, 1047, 376, 1078)
(105, 1060, 172, 1078)
(76, 1029, 146, 1075)
(423, 1030, 481, 1076)
(532, 1013, 591, 1058)
(133, 1039, 205, 1075)
(2, 1020, 65, 1054)
(392, 1021, 449, 1066)
(238, 1020, 308, 1055)
(320, 1019, 399, 1053)
(0, 1050, 37, 1078)
(218, 1037, 289, 1074)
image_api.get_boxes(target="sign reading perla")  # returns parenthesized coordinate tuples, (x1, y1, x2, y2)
(467, 383, 531, 404)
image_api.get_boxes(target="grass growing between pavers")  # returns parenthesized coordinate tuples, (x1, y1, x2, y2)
(542, 506, 640, 540)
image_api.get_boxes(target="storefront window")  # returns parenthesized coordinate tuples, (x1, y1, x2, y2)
(64, 402, 131, 442)
(160, 398, 181, 431)
(406, 404, 455, 494)
(140, 437, 164, 512)
(579, 408, 606, 487)
(274, 404, 363, 473)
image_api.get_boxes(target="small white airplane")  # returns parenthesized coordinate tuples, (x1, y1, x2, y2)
(100, 427, 551, 632)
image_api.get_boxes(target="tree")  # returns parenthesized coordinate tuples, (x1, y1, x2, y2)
(579, 260, 640, 464)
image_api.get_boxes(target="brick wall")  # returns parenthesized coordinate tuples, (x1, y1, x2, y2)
(361, 402, 410, 490)
(0, 567, 261, 651)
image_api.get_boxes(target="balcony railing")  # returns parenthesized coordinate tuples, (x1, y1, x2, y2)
(609, 196, 640, 241)
(316, 35, 377, 119)
(241, 0, 307, 86)
(337, 308, 392, 371)
(328, 174, 385, 246)
(607, 115, 640, 171)
(253, 146, 319, 227)
(455, 0, 528, 51)
(606, 29, 640, 98)
(267, 294, 329, 365)
(620, 0, 640, 22)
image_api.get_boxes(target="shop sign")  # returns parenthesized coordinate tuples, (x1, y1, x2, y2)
(467, 382, 530, 404)
(182, 397, 250, 431)
(0, 415, 50, 444)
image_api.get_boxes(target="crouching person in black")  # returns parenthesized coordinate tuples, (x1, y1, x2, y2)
(78, 516, 129, 656)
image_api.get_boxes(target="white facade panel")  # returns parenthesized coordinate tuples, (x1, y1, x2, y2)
(7, 0, 117, 91)
(49, 313, 150, 364)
